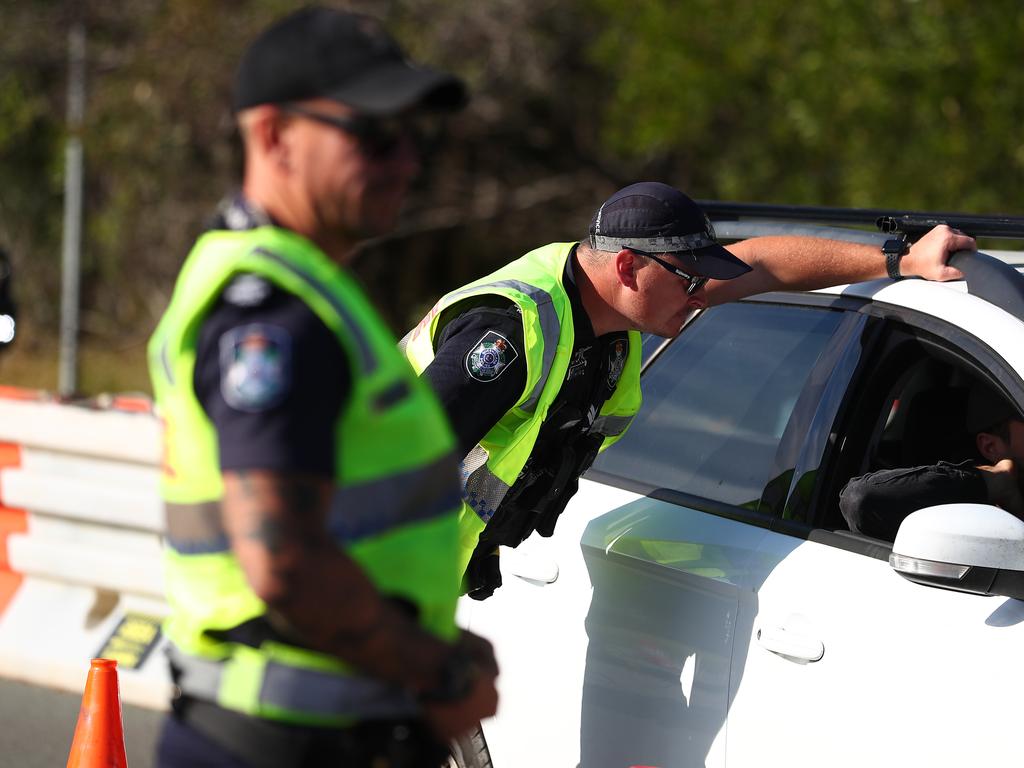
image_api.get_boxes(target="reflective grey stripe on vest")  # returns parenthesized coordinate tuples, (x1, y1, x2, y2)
(441, 279, 562, 413)
(397, 328, 414, 355)
(590, 414, 633, 438)
(253, 248, 377, 374)
(167, 644, 418, 720)
(327, 451, 462, 542)
(458, 415, 632, 524)
(165, 452, 461, 555)
(159, 339, 175, 386)
(165, 501, 229, 554)
(461, 445, 509, 523)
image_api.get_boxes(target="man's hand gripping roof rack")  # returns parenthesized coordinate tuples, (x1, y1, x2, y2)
(697, 200, 1024, 320)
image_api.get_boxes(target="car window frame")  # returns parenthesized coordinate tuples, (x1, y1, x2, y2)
(591, 290, 1024, 559)
(792, 292, 1024, 553)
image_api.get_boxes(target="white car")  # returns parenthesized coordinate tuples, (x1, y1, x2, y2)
(456, 208, 1024, 768)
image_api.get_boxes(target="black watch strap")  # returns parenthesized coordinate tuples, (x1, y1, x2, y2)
(883, 238, 909, 281)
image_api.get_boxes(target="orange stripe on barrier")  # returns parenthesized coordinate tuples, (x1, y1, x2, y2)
(0, 386, 47, 402)
(0, 443, 25, 616)
(0, 506, 27, 571)
(0, 442, 20, 472)
(110, 395, 153, 413)
(0, 571, 21, 616)
(0, 440, 21, 502)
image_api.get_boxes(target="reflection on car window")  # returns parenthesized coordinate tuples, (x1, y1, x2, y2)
(593, 303, 843, 507)
(640, 332, 667, 367)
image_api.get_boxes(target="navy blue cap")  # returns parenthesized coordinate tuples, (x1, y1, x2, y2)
(589, 182, 752, 280)
(233, 7, 467, 116)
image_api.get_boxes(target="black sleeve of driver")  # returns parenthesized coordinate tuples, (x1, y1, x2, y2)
(421, 304, 528, 456)
(838, 460, 987, 541)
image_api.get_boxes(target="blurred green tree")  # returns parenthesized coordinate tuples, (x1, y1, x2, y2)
(0, 0, 1021, 393)
(588, 0, 1024, 211)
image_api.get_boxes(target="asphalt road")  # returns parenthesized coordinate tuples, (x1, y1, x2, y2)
(0, 678, 164, 767)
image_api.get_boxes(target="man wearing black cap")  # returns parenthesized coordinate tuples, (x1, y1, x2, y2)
(402, 181, 975, 599)
(149, 7, 496, 767)
(840, 385, 1024, 541)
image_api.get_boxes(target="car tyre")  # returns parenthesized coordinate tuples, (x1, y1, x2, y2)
(448, 725, 493, 768)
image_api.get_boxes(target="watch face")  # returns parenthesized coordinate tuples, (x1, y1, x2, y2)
(883, 238, 908, 255)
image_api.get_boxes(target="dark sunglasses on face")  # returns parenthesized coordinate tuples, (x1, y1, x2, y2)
(630, 249, 710, 295)
(279, 104, 437, 159)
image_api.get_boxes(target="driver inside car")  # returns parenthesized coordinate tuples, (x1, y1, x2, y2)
(839, 384, 1024, 541)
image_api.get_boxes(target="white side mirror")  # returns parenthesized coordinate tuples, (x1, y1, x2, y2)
(890, 504, 1024, 599)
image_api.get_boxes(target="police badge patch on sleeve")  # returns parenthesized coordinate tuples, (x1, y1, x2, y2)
(219, 324, 292, 411)
(465, 331, 519, 383)
(606, 338, 627, 389)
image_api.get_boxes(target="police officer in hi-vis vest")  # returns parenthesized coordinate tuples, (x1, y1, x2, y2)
(148, 8, 497, 767)
(403, 181, 975, 600)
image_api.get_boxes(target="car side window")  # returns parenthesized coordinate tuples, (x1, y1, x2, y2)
(593, 302, 844, 508)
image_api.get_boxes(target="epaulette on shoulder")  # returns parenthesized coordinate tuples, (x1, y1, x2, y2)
(223, 274, 273, 307)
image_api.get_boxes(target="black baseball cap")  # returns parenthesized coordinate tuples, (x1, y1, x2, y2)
(232, 6, 467, 116)
(589, 182, 752, 280)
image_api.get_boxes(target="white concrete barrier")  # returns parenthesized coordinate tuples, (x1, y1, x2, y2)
(0, 389, 171, 709)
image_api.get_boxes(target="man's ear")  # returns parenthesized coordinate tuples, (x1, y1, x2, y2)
(613, 249, 640, 291)
(977, 430, 1009, 463)
(242, 106, 291, 169)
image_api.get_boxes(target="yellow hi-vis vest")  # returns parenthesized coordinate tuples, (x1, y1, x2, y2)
(148, 225, 462, 726)
(401, 242, 642, 569)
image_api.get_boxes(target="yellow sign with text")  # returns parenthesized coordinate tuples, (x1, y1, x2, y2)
(95, 613, 162, 670)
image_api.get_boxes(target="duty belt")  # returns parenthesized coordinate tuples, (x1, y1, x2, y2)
(167, 644, 420, 721)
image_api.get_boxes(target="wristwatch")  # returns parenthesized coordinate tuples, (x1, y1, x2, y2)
(882, 237, 910, 281)
(420, 648, 478, 703)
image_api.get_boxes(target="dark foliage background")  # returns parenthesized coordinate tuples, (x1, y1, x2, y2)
(1, 0, 1022, 392)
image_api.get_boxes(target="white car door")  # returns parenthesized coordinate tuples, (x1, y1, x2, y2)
(460, 479, 642, 768)
(727, 531, 1024, 768)
(466, 485, 768, 768)
(464, 301, 858, 768)
(725, 310, 1024, 768)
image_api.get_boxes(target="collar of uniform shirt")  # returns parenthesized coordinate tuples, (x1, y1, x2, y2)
(565, 245, 599, 345)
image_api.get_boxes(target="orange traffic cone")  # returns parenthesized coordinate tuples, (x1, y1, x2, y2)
(66, 658, 128, 768)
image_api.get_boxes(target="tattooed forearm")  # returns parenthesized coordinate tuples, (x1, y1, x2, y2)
(222, 469, 333, 603)
(226, 470, 330, 553)
(279, 477, 324, 518)
(220, 468, 452, 690)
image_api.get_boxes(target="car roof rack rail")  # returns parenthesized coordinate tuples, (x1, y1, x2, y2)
(700, 200, 1024, 322)
(698, 201, 1024, 242)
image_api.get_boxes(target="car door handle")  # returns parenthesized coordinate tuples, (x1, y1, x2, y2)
(757, 625, 824, 663)
(501, 549, 559, 585)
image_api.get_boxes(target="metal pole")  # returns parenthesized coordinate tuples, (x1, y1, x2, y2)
(59, 21, 86, 397)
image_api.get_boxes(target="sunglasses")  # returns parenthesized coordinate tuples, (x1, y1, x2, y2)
(280, 104, 436, 159)
(630, 249, 709, 295)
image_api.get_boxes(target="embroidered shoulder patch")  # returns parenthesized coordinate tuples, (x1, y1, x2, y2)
(466, 331, 519, 383)
(607, 338, 628, 389)
(219, 324, 292, 412)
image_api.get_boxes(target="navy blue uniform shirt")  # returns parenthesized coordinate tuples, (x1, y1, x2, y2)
(192, 198, 350, 475)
